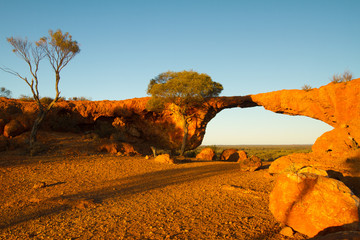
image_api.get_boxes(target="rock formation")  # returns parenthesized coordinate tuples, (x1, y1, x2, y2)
(219, 148, 238, 161)
(239, 155, 262, 172)
(1, 79, 359, 168)
(269, 172, 360, 237)
(196, 147, 216, 161)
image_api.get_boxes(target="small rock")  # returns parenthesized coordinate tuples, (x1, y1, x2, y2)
(154, 154, 174, 164)
(280, 227, 294, 237)
(33, 182, 46, 189)
(221, 184, 237, 191)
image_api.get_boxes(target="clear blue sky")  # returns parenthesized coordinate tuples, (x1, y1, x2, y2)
(1, 0, 359, 145)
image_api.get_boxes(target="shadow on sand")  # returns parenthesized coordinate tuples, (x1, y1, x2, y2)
(0, 163, 239, 229)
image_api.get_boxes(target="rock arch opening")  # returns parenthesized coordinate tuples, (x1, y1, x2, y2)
(202, 107, 333, 146)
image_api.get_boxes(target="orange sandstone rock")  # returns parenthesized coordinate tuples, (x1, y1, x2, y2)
(269, 172, 360, 237)
(239, 155, 262, 171)
(220, 148, 238, 161)
(154, 154, 174, 164)
(0, 79, 359, 166)
(236, 150, 248, 162)
(196, 147, 216, 161)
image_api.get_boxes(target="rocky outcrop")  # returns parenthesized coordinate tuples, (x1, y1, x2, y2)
(269, 172, 360, 237)
(1, 79, 359, 164)
(251, 79, 360, 162)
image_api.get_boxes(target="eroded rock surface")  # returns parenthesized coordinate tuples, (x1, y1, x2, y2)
(269, 172, 360, 237)
(1, 79, 359, 166)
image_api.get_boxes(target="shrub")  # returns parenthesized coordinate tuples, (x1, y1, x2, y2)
(40, 97, 54, 105)
(68, 96, 91, 101)
(18, 95, 34, 101)
(301, 84, 312, 91)
(342, 70, 353, 82)
(0, 87, 11, 98)
(330, 70, 353, 83)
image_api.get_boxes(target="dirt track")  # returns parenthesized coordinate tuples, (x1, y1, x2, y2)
(0, 134, 308, 239)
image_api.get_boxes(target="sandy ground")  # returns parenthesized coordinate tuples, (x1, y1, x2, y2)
(0, 133, 308, 240)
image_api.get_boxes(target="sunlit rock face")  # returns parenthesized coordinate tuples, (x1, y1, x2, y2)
(269, 172, 360, 237)
(0, 79, 359, 166)
(251, 79, 360, 169)
(251, 79, 360, 157)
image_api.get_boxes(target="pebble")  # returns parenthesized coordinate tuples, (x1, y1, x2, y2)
(280, 227, 294, 237)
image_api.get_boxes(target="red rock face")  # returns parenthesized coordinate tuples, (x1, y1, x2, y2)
(269, 173, 360, 237)
(251, 79, 360, 158)
(1, 79, 359, 165)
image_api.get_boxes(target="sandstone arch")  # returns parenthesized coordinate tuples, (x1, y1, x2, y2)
(0, 79, 359, 169)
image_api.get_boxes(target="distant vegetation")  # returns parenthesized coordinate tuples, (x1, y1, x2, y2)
(0, 87, 11, 98)
(330, 70, 353, 83)
(194, 145, 312, 162)
(68, 96, 91, 101)
(301, 84, 312, 91)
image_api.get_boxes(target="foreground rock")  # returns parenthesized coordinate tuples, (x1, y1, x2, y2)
(269, 172, 360, 237)
(196, 148, 216, 161)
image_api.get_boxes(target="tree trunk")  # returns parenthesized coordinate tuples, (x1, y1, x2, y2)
(180, 115, 189, 156)
(29, 109, 47, 150)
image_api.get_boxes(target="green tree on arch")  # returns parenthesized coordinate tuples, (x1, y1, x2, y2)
(147, 70, 223, 156)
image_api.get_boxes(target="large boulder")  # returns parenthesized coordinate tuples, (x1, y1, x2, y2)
(269, 153, 311, 174)
(239, 155, 262, 171)
(220, 149, 238, 161)
(196, 148, 216, 161)
(3, 119, 25, 138)
(236, 150, 248, 162)
(269, 172, 360, 237)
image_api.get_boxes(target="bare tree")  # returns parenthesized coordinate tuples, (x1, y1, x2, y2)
(1, 30, 80, 150)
